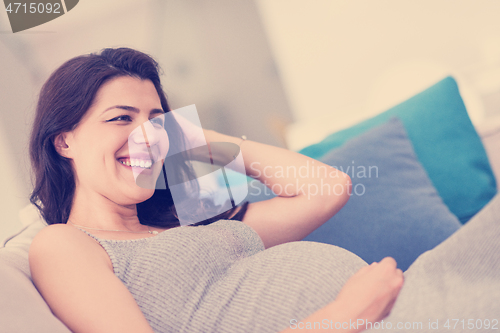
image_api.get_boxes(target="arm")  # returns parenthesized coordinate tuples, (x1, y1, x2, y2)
(29, 225, 154, 333)
(280, 257, 404, 333)
(205, 130, 352, 248)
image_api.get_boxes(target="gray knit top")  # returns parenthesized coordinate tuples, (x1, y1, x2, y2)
(82, 220, 367, 333)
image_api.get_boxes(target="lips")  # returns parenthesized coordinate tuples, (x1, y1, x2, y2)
(117, 151, 158, 169)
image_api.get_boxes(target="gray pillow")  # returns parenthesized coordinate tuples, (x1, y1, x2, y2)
(303, 118, 462, 271)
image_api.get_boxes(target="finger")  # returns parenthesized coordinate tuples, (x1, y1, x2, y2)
(380, 257, 397, 268)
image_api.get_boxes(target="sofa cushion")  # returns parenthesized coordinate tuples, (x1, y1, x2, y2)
(0, 210, 71, 333)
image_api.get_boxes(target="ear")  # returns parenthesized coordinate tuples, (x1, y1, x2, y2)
(54, 133, 72, 158)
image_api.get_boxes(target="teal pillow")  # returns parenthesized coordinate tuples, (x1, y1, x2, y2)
(299, 77, 497, 223)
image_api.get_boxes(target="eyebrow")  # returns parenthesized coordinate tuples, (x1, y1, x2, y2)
(102, 105, 165, 116)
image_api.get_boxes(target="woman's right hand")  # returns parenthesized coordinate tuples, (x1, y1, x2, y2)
(332, 257, 404, 326)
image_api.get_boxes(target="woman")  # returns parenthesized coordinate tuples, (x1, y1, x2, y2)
(28, 48, 497, 333)
(28, 47, 402, 332)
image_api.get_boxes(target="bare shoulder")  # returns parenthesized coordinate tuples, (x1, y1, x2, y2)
(29, 223, 112, 272)
(29, 225, 154, 332)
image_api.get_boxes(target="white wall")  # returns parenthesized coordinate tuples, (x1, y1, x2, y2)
(256, 0, 500, 149)
(0, 43, 38, 241)
(0, 122, 25, 241)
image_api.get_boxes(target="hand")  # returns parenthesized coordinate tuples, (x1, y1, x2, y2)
(279, 258, 403, 333)
(169, 106, 207, 150)
(332, 257, 404, 324)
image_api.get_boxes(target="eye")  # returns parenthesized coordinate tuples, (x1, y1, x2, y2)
(108, 115, 133, 122)
(150, 115, 165, 128)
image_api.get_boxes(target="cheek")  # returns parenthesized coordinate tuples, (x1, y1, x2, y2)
(159, 131, 170, 158)
(75, 133, 123, 171)
(71, 151, 98, 183)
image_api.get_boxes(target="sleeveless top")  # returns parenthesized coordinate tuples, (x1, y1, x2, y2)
(81, 220, 367, 333)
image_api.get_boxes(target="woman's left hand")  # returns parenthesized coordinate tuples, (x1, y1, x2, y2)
(332, 257, 405, 324)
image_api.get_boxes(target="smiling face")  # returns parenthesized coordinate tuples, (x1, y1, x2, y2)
(60, 76, 170, 206)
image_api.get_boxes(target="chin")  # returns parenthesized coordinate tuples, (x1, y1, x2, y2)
(119, 186, 155, 205)
(135, 187, 156, 202)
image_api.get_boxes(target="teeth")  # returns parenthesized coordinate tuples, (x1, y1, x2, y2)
(119, 159, 153, 169)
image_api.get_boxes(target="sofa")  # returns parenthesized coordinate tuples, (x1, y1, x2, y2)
(1, 76, 499, 332)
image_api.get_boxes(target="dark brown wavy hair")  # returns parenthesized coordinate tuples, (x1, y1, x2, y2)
(29, 47, 247, 228)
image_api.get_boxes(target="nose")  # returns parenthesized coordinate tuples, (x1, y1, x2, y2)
(130, 119, 162, 147)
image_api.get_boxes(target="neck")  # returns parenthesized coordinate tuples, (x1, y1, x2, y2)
(68, 187, 142, 231)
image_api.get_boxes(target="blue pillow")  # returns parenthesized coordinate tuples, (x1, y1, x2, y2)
(299, 77, 497, 223)
(303, 118, 462, 271)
